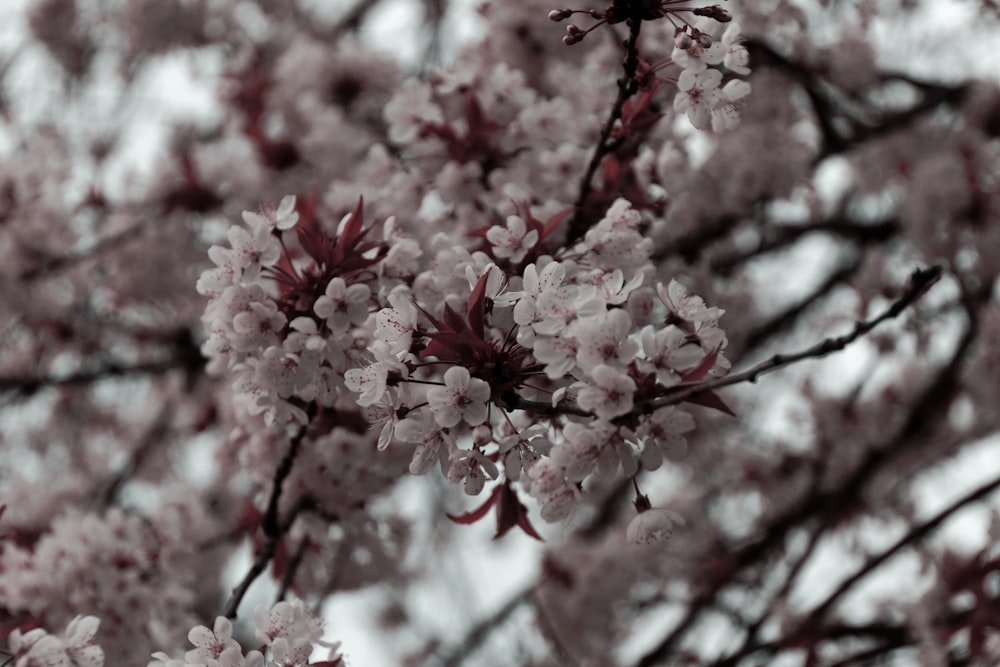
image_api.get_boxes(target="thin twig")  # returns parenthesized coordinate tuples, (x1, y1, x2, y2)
(0, 358, 189, 394)
(19, 218, 151, 282)
(801, 471, 1000, 632)
(276, 536, 311, 604)
(435, 585, 534, 667)
(565, 17, 644, 244)
(637, 281, 982, 666)
(97, 403, 172, 507)
(505, 265, 940, 421)
(223, 415, 313, 619)
(644, 265, 942, 413)
(730, 471, 1000, 666)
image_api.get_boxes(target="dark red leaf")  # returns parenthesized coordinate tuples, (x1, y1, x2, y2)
(270, 534, 290, 581)
(685, 390, 737, 417)
(446, 487, 500, 524)
(542, 207, 574, 239)
(342, 196, 365, 248)
(467, 270, 492, 339)
(442, 303, 469, 334)
(494, 481, 543, 541)
(680, 345, 722, 383)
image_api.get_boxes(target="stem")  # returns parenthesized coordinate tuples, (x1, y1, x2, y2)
(565, 17, 644, 244)
(642, 265, 942, 413)
(275, 536, 311, 604)
(222, 409, 314, 619)
(435, 585, 534, 667)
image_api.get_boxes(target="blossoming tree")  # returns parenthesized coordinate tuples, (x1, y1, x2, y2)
(2, 0, 1000, 665)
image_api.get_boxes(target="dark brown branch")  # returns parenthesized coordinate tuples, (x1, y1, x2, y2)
(709, 219, 899, 275)
(711, 524, 827, 667)
(19, 218, 150, 282)
(223, 412, 314, 619)
(638, 279, 982, 666)
(333, 0, 383, 34)
(748, 40, 968, 161)
(0, 358, 191, 395)
(0, 329, 203, 398)
(435, 585, 534, 667)
(714, 471, 1000, 666)
(736, 255, 862, 357)
(565, 17, 643, 245)
(798, 471, 1000, 635)
(644, 265, 942, 413)
(97, 403, 172, 507)
(275, 536, 311, 605)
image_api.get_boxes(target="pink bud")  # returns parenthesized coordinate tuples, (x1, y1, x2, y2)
(693, 5, 733, 22)
(473, 424, 493, 447)
(563, 24, 585, 45)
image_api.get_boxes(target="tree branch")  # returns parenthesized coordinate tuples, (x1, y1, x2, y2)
(565, 17, 643, 244)
(798, 471, 1000, 636)
(637, 277, 982, 666)
(644, 265, 942, 413)
(435, 585, 534, 667)
(222, 412, 313, 619)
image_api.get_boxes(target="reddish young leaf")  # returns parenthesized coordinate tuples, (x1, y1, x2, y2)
(680, 346, 722, 383)
(270, 534, 291, 582)
(494, 481, 543, 541)
(467, 270, 492, 339)
(446, 486, 500, 524)
(685, 390, 737, 417)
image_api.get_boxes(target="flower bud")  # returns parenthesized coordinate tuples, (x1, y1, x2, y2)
(626, 508, 686, 545)
(548, 8, 572, 22)
(674, 32, 693, 50)
(694, 5, 733, 23)
(473, 424, 493, 447)
(563, 24, 585, 45)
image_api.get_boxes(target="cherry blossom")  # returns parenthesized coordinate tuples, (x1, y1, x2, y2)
(486, 214, 539, 263)
(313, 277, 371, 334)
(6, 2, 999, 667)
(576, 363, 637, 420)
(185, 617, 239, 663)
(626, 507, 686, 545)
(426, 366, 492, 428)
(675, 40, 724, 75)
(721, 22, 751, 75)
(8, 616, 104, 667)
(674, 68, 724, 130)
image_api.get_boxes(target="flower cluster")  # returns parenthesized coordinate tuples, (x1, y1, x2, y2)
(549, 1, 753, 131)
(672, 20, 753, 131)
(325, 196, 727, 530)
(148, 601, 341, 667)
(0, 508, 199, 666)
(201, 189, 727, 538)
(7, 616, 104, 667)
(198, 196, 416, 427)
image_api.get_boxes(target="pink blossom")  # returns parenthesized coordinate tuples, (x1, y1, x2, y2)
(486, 215, 539, 263)
(674, 69, 724, 130)
(626, 508, 687, 545)
(576, 364, 637, 420)
(671, 32, 725, 74)
(185, 617, 239, 663)
(426, 366, 492, 428)
(313, 277, 371, 334)
(446, 448, 499, 495)
(395, 413, 455, 475)
(721, 22, 751, 75)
